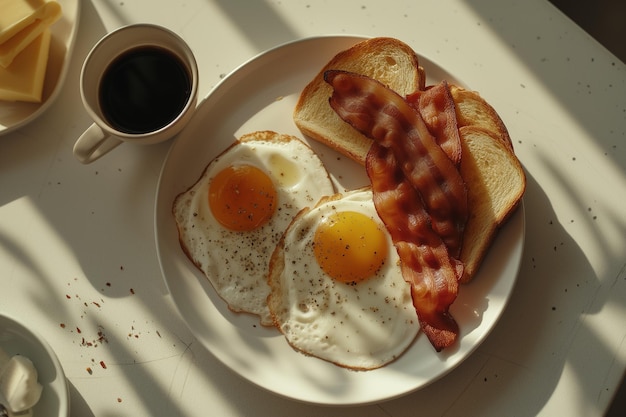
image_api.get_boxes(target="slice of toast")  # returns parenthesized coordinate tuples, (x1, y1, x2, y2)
(294, 37, 424, 165)
(458, 126, 526, 283)
(294, 38, 525, 283)
(449, 85, 514, 152)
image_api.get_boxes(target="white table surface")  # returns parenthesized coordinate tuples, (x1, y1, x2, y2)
(1, 0, 625, 416)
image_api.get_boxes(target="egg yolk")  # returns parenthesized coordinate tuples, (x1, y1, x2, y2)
(208, 165, 277, 231)
(313, 211, 388, 283)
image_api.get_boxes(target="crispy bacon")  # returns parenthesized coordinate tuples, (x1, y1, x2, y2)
(325, 70, 469, 351)
(367, 144, 461, 350)
(325, 70, 468, 257)
(406, 81, 462, 165)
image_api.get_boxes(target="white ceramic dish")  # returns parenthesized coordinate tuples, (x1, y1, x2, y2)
(0, 0, 81, 136)
(0, 313, 69, 416)
(155, 35, 525, 406)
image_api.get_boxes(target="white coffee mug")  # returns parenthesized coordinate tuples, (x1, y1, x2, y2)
(74, 24, 198, 164)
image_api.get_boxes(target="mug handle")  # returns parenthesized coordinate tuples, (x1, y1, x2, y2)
(73, 123, 123, 164)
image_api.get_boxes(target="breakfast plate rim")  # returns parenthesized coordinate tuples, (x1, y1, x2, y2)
(154, 34, 525, 406)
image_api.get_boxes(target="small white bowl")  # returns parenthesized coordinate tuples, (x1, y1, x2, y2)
(0, 314, 69, 417)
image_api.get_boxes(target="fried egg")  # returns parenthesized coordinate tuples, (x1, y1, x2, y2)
(173, 131, 335, 325)
(267, 188, 420, 370)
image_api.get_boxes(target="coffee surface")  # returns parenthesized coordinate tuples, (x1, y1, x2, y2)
(99, 46, 191, 134)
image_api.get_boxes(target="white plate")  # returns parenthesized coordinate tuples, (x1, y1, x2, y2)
(0, 314, 69, 416)
(0, 0, 81, 136)
(155, 35, 525, 405)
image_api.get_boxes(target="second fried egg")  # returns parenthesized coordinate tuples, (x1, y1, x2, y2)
(267, 188, 420, 370)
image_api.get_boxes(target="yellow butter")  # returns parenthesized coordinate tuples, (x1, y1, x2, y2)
(0, 0, 61, 67)
(0, 0, 59, 41)
(0, 28, 51, 102)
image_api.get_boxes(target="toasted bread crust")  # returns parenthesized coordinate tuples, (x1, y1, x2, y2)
(294, 37, 424, 166)
(458, 126, 526, 282)
(449, 85, 514, 152)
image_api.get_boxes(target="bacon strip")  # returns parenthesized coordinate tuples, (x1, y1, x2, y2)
(406, 80, 462, 165)
(367, 143, 460, 351)
(324, 70, 468, 351)
(325, 70, 468, 257)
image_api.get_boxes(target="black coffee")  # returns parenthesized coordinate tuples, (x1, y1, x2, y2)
(99, 46, 191, 134)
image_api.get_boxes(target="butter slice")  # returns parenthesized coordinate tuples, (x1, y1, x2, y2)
(0, 1, 61, 67)
(0, 28, 51, 102)
(0, 0, 57, 42)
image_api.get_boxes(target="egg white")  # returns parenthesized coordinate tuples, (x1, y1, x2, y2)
(268, 188, 420, 370)
(173, 132, 335, 325)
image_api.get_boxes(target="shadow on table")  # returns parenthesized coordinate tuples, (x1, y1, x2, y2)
(68, 380, 96, 417)
(548, 0, 626, 63)
(462, 0, 625, 175)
